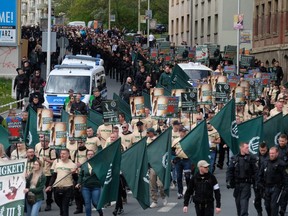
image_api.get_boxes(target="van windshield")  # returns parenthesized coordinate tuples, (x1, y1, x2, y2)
(45, 75, 90, 94)
(184, 69, 210, 80)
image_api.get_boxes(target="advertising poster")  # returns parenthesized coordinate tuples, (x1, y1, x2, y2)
(152, 95, 168, 118)
(68, 115, 87, 140)
(171, 89, 186, 107)
(101, 100, 119, 124)
(181, 90, 198, 113)
(197, 83, 212, 105)
(0, 0, 18, 46)
(50, 122, 67, 148)
(37, 109, 53, 134)
(239, 80, 250, 99)
(150, 88, 165, 107)
(166, 97, 179, 118)
(233, 14, 244, 30)
(195, 45, 208, 62)
(235, 86, 245, 105)
(6, 116, 22, 139)
(130, 96, 145, 118)
(0, 159, 27, 216)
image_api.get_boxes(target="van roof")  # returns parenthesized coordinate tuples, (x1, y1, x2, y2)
(50, 64, 104, 76)
(63, 55, 104, 66)
(178, 62, 212, 71)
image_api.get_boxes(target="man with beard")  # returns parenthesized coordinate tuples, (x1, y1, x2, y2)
(119, 77, 133, 104)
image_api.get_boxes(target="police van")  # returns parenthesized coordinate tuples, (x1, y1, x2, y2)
(62, 54, 104, 67)
(177, 62, 212, 86)
(43, 62, 107, 116)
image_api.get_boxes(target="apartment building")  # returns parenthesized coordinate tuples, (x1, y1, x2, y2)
(252, 0, 288, 81)
(21, 0, 48, 26)
(169, 0, 254, 52)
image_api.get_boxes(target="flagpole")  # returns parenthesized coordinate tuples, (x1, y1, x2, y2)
(236, 0, 240, 75)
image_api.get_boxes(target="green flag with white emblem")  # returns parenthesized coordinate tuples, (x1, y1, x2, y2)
(121, 137, 150, 209)
(86, 139, 121, 210)
(147, 127, 172, 196)
(238, 116, 263, 155)
(24, 108, 39, 148)
(263, 113, 283, 148)
(180, 120, 210, 164)
(283, 115, 288, 136)
(210, 99, 239, 155)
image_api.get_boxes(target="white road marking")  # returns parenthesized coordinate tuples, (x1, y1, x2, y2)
(157, 202, 178, 212)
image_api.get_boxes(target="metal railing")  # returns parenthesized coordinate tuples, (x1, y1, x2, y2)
(0, 99, 25, 115)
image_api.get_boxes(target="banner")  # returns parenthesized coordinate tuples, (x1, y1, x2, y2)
(0, 125, 10, 149)
(197, 83, 212, 105)
(37, 109, 53, 134)
(235, 86, 245, 105)
(130, 96, 145, 119)
(171, 89, 186, 107)
(68, 115, 87, 140)
(101, 100, 119, 124)
(152, 95, 168, 118)
(0, 159, 27, 215)
(233, 14, 244, 30)
(195, 45, 208, 62)
(263, 113, 283, 148)
(150, 88, 164, 106)
(166, 96, 179, 118)
(181, 90, 197, 113)
(24, 108, 39, 148)
(6, 116, 22, 139)
(215, 83, 230, 104)
(50, 122, 67, 148)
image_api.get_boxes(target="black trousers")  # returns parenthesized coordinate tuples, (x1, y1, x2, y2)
(54, 186, 73, 216)
(16, 89, 25, 108)
(233, 183, 251, 216)
(45, 176, 53, 205)
(264, 186, 281, 216)
(254, 187, 264, 214)
(195, 202, 214, 216)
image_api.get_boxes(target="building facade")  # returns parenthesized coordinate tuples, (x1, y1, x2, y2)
(252, 0, 288, 82)
(21, 0, 48, 26)
(169, 0, 254, 52)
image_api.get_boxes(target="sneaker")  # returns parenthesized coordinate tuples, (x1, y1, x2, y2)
(118, 209, 124, 215)
(177, 194, 183, 199)
(170, 183, 175, 189)
(44, 205, 51, 211)
(162, 198, 168, 206)
(150, 202, 158, 208)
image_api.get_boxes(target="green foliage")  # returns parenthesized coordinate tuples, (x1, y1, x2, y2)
(54, 0, 168, 31)
(0, 78, 16, 113)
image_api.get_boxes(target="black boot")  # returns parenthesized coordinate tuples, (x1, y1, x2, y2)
(112, 209, 118, 216)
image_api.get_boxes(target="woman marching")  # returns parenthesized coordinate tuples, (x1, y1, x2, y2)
(24, 159, 46, 216)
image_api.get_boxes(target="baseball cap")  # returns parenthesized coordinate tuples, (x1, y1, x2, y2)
(197, 160, 210, 168)
(172, 120, 181, 125)
(68, 89, 74, 93)
(179, 126, 188, 132)
(147, 128, 156, 134)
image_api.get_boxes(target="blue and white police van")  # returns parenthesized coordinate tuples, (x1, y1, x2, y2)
(43, 57, 106, 116)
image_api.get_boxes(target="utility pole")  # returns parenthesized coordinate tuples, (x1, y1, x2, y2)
(46, 0, 52, 80)
(147, 0, 150, 47)
(108, 0, 111, 30)
(236, 0, 240, 75)
(138, 0, 141, 33)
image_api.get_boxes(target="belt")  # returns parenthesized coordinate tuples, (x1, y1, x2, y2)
(236, 178, 252, 183)
(55, 186, 73, 190)
(175, 157, 189, 160)
(210, 147, 216, 151)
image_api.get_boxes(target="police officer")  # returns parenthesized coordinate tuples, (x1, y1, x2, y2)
(257, 147, 288, 216)
(183, 160, 221, 215)
(254, 142, 269, 216)
(277, 134, 288, 215)
(226, 142, 258, 216)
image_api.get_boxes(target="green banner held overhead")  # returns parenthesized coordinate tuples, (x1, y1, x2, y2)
(283, 115, 288, 136)
(238, 116, 263, 155)
(147, 127, 172, 196)
(113, 93, 132, 122)
(0, 125, 10, 150)
(121, 138, 150, 209)
(263, 113, 283, 148)
(210, 99, 239, 154)
(88, 110, 103, 126)
(180, 120, 210, 164)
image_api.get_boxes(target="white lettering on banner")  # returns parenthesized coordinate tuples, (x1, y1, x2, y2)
(104, 163, 112, 185)
(0, 12, 14, 24)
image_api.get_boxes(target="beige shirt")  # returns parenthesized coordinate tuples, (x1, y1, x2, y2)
(120, 133, 134, 151)
(172, 137, 188, 159)
(11, 149, 27, 160)
(71, 149, 87, 165)
(172, 130, 180, 144)
(97, 124, 113, 147)
(147, 136, 157, 145)
(143, 116, 157, 129)
(85, 136, 102, 152)
(38, 147, 57, 176)
(53, 159, 77, 187)
(270, 108, 282, 118)
(34, 142, 42, 157)
(208, 127, 220, 149)
(132, 130, 147, 144)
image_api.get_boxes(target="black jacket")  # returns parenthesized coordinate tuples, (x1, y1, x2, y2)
(70, 101, 88, 115)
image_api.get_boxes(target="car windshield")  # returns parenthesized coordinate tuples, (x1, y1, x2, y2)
(184, 69, 210, 80)
(45, 75, 90, 94)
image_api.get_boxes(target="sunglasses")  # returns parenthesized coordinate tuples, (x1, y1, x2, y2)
(122, 126, 127, 129)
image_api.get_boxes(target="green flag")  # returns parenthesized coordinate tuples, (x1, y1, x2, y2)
(170, 64, 190, 89)
(0, 125, 10, 149)
(86, 139, 121, 209)
(113, 93, 132, 122)
(147, 127, 172, 196)
(142, 91, 151, 110)
(238, 116, 263, 155)
(180, 120, 210, 164)
(283, 115, 288, 136)
(121, 138, 150, 209)
(263, 113, 283, 148)
(88, 110, 104, 126)
(61, 109, 69, 125)
(87, 118, 99, 132)
(24, 108, 39, 148)
(210, 99, 239, 154)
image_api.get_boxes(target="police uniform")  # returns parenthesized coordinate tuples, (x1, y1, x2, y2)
(226, 153, 258, 216)
(257, 157, 288, 216)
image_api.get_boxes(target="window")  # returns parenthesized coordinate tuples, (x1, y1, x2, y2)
(176, 18, 179, 34)
(187, 14, 190, 31)
(171, 20, 174, 35)
(261, 4, 265, 35)
(201, 18, 204, 37)
(207, 16, 211, 35)
(267, 2, 271, 34)
(274, 0, 278, 33)
(255, 5, 259, 36)
(181, 16, 184, 33)
(214, 14, 218, 34)
(195, 20, 198, 37)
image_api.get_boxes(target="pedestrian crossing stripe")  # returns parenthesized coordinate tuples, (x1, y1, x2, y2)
(157, 203, 178, 212)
